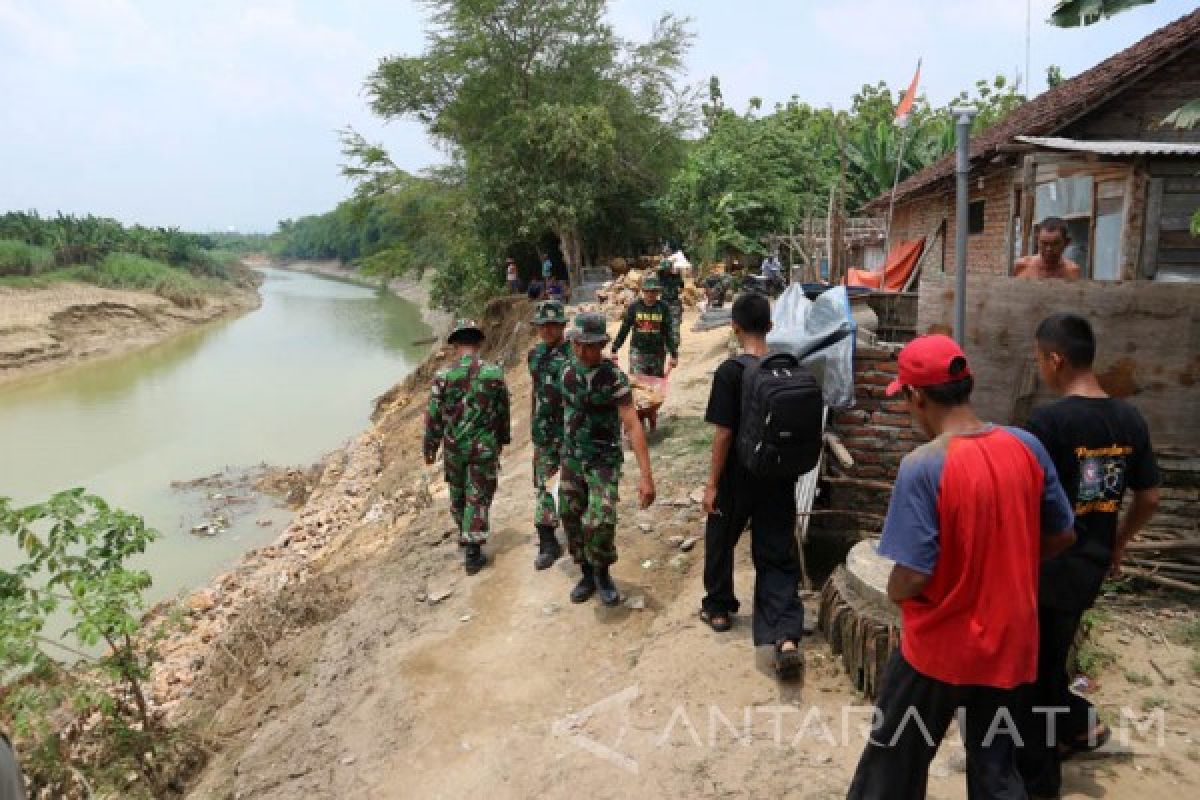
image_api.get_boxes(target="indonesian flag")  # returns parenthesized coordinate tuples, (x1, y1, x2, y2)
(894, 59, 922, 128)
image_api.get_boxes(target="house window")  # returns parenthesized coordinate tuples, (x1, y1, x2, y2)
(968, 200, 985, 234)
(1032, 173, 1126, 280)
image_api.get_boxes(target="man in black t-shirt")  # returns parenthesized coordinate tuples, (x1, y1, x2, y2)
(700, 292, 805, 679)
(1018, 313, 1161, 798)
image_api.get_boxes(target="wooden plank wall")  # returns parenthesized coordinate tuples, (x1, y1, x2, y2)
(916, 272, 1200, 449)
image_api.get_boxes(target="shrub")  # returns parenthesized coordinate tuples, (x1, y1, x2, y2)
(0, 239, 55, 277)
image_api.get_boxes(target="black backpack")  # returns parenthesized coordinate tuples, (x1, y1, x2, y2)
(735, 353, 824, 480)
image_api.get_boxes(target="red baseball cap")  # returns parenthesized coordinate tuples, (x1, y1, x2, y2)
(886, 334, 972, 396)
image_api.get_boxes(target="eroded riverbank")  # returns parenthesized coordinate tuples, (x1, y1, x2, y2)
(0, 281, 261, 387)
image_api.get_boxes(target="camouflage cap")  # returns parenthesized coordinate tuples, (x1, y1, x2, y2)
(569, 312, 610, 344)
(641, 275, 663, 292)
(447, 318, 485, 343)
(531, 300, 567, 325)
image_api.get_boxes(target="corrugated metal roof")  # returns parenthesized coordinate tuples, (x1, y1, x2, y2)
(1015, 136, 1200, 156)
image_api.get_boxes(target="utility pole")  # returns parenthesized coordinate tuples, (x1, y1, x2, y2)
(952, 107, 977, 345)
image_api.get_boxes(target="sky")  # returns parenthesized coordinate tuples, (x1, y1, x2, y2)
(0, 0, 1194, 233)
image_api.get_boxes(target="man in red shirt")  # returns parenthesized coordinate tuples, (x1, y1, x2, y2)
(847, 335, 1076, 800)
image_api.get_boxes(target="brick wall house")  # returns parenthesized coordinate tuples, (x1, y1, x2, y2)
(870, 9, 1200, 284)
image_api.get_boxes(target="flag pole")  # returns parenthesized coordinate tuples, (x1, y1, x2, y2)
(884, 124, 911, 256)
(884, 58, 921, 257)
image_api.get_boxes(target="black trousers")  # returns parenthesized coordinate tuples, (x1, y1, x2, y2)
(1016, 604, 1096, 796)
(847, 652, 1027, 800)
(701, 476, 804, 646)
(0, 734, 24, 800)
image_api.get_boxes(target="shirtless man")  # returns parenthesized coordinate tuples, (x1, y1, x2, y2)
(1014, 216, 1083, 280)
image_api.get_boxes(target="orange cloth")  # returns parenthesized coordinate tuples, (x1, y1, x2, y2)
(846, 238, 925, 292)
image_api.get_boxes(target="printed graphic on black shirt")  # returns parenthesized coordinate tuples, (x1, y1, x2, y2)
(1074, 444, 1132, 514)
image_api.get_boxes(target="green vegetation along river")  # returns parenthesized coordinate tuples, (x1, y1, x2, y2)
(0, 266, 429, 609)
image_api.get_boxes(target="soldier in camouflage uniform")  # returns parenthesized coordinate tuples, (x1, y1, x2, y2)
(423, 319, 511, 575)
(610, 275, 678, 378)
(560, 313, 656, 606)
(527, 300, 572, 570)
(657, 256, 685, 344)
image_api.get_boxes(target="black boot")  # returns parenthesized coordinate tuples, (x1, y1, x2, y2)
(594, 565, 620, 607)
(570, 563, 596, 603)
(534, 525, 563, 571)
(464, 543, 488, 575)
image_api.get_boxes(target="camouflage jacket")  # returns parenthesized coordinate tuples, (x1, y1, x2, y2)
(560, 359, 632, 468)
(657, 263, 684, 305)
(612, 300, 677, 358)
(528, 340, 573, 449)
(423, 355, 511, 461)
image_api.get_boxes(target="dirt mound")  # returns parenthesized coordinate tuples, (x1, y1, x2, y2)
(372, 295, 536, 424)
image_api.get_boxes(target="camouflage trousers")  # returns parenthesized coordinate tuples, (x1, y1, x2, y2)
(444, 451, 498, 545)
(532, 443, 561, 528)
(559, 461, 621, 567)
(630, 349, 666, 377)
(668, 300, 683, 345)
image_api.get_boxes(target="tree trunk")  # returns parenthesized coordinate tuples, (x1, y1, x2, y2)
(557, 226, 583, 288)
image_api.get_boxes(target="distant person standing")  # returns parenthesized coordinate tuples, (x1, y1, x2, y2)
(610, 275, 677, 378)
(542, 255, 555, 282)
(0, 733, 24, 800)
(423, 319, 511, 575)
(656, 255, 685, 346)
(1014, 217, 1083, 280)
(527, 300, 572, 571)
(559, 313, 656, 607)
(1017, 314, 1161, 798)
(506, 257, 520, 293)
(847, 334, 1076, 800)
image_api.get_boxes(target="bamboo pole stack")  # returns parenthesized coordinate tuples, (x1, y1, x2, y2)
(1120, 449, 1200, 593)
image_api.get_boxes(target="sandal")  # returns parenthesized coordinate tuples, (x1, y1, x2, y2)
(699, 609, 732, 633)
(1058, 722, 1111, 760)
(774, 640, 803, 680)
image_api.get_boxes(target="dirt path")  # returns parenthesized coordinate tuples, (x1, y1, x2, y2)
(180, 305, 1200, 800)
(0, 281, 258, 386)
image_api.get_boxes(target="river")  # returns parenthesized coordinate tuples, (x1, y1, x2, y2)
(0, 266, 430, 609)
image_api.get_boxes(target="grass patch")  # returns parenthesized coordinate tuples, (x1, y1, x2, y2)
(1076, 643, 1116, 678)
(1123, 669, 1153, 687)
(0, 267, 88, 289)
(1074, 609, 1116, 678)
(0, 239, 55, 277)
(1172, 617, 1200, 648)
(90, 253, 218, 307)
(0, 252, 225, 308)
(1141, 694, 1168, 712)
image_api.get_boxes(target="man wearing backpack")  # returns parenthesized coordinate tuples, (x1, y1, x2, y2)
(700, 292, 812, 679)
(424, 319, 512, 575)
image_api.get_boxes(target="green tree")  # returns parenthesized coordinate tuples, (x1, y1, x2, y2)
(1, 490, 179, 796)
(364, 0, 693, 287)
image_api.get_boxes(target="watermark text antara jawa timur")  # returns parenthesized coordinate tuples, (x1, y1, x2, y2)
(552, 684, 1170, 774)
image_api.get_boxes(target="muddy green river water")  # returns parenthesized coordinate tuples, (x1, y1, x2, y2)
(0, 266, 429, 610)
